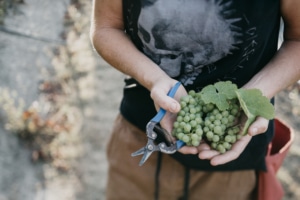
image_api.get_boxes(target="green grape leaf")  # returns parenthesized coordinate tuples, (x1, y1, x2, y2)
(201, 81, 238, 111)
(236, 88, 275, 135)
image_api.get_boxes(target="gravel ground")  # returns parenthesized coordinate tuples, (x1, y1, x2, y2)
(0, 1, 299, 200)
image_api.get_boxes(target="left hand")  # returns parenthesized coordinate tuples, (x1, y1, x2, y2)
(196, 116, 269, 166)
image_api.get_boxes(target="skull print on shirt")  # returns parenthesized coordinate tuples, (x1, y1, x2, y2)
(137, 0, 242, 86)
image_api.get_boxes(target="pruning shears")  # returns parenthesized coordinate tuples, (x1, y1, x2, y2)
(131, 81, 185, 166)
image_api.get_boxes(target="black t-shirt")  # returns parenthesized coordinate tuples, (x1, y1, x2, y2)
(121, 0, 280, 171)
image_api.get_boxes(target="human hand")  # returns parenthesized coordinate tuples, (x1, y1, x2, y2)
(196, 116, 269, 166)
(150, 79, 186, 133)
(150, 79, 200, 155)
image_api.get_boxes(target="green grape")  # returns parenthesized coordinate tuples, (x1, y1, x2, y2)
(204, 120, 211, 126)
(192, 140, 200, 147)
(203, 126, 210, 133)
(184, 124, 192, 133)
(173, 82, 246, 154)
(188, 104, 195, 109)
(212, 135, 220, 142)
(202, 106, 208, 113)
(217, 144, 226, 154)
(215, 113, 222, 120)
(214, 119, 221, 126)
(227, 143, 232, 150)
(227, 128, 234, 135)
(209, 124, 215, 130)
(206, 103, 215, 112)
(173, 121, 179, 128)
(231, 136, 237, 143)
(182, 135, 190, 143)
(212, 109, 219, 115)
(189, 98, 196, 105)
(191, 134, 199, 141)
(221, 124, 226, 131)
(196, 128, 203, 136)
(225, 135, 233, 143)
(183, 115, 190, 122)
(190, 107, 197, 114)
(209, 115, 215, 121)
(183, 106, 189, 112)
(223, 142, 231, 149)
(211, 142, 218, 149)
(231, 108, 239, 116)
(196, 106, 202, 112)
(189, 113, 196, 120)
(195, 117, 203, 124)
(213, 126, 222, 135)
(181, 95, 190, 103)
(228, 115, 235, 123)
(176, 116, 183, 122)
(179, 121, 186, 128)
(177, 132, 184, 140)
(232, 126, 240, 134)
(180, 101, 187, 108)
(188, 90, 196, 96)
(206, 131, 214, 139)
(222, 110, 229, 117)
(221, 118, 229, 125)
(176, 128, 183, 134)
(179, 110, 186, 116)
(190, 120, 197, 128)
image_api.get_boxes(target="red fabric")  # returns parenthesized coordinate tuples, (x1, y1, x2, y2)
(258, 119, 294, 200)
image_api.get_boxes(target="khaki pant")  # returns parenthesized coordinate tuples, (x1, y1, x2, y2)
(106, 114, 257, 200)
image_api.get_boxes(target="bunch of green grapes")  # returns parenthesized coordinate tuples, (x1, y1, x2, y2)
(172, 90, 243, 153)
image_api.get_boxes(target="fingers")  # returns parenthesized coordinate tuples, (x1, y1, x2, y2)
(197, 117, 268, 165)
(247, 117, 269, 136)
(198, 150, 220, 160)
(197, 141, 221, 160)
(176, 117, 268, 166)
(151, 88, 180, 112)
(178, 134, 252, 166)
(196, 135, 252, 166)
(178, 135, 251, 166)
(178, 146, 198, 154)
(176, 117, 268, 165)
(178, 141, 217, 156)
(151, 82, 187, 113)
(209, 135, 252, 166)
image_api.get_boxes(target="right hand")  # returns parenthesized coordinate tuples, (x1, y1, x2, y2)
(150, 78, 199, 155)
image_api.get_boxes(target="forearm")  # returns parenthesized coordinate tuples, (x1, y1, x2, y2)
(90, 26, 173, 91)
(243, 40, 300, 98)
(245, 0, 300, 98)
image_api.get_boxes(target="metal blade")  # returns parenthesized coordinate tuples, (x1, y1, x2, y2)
(138, 150, 152, 166)
(131, 147, 146, 157)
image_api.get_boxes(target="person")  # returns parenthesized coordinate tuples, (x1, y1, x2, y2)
(90, 0, 300, 199)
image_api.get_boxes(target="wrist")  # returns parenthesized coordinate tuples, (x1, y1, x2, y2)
(137, 70, 177, 92)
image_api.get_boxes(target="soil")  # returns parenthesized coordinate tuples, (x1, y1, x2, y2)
(0, 1, 299, 200)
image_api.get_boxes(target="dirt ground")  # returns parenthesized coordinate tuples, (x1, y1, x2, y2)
(0, 1, 299, 200)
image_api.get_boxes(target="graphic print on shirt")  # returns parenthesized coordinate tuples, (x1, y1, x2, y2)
(137, 0, 244, 86)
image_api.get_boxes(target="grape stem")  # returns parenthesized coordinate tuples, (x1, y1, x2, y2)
(241, 115, 255, 135)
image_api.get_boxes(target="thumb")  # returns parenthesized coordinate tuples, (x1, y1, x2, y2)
(151, 88, 181, 113)
(247, 117, 269, 136)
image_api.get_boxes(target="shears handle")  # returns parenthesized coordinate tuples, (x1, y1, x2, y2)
(176, 140, 186, 149)
(151, 82, 181, 123)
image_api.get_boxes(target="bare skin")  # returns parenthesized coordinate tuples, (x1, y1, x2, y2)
(90, 0, 300, 166)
